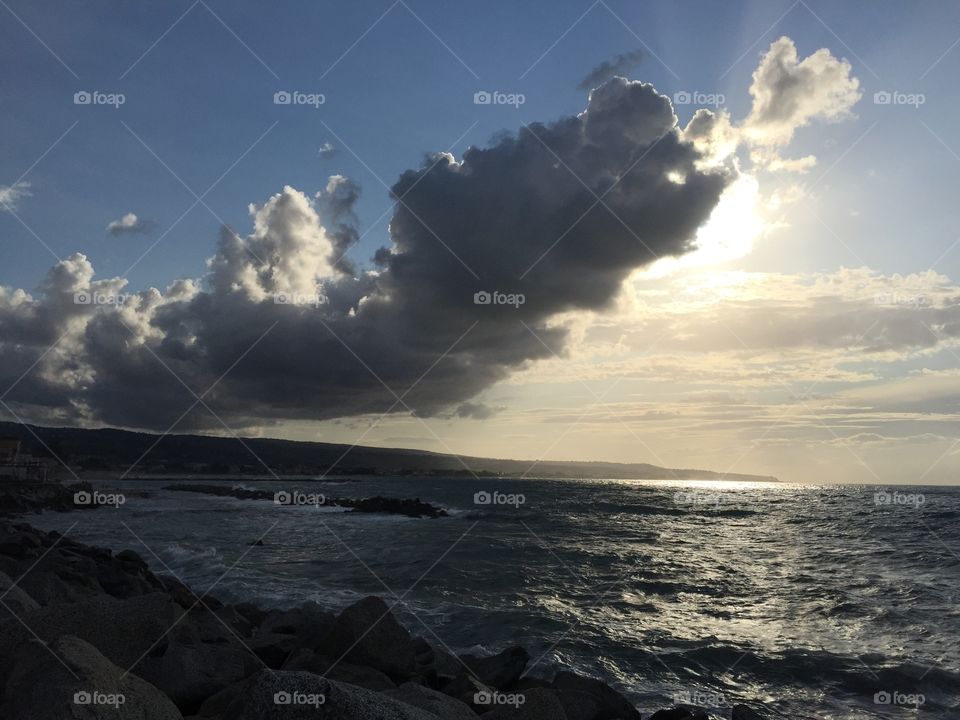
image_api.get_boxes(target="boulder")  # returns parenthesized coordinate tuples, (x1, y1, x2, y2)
(477, 687, 568, 720)
(0, 634, 182, 720)
(0, 570, 39, 615)
(217, 669, 439, 719)
(442, 646, 529, 703)
(551, 671, 639, 720)
(322, 596, 418, 680)
(283, 648, 396, 690)
(386, 681, 478, 719)
(252, 601, 336, 664)
(552, 689, 600, 720)
(732, 704, 766, 720)
(0, 592, 258, 714)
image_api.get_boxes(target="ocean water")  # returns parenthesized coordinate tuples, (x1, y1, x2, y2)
(28, 478, 960, 719)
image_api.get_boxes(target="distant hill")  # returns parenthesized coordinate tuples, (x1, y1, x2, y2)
(0, 421, 778, 482)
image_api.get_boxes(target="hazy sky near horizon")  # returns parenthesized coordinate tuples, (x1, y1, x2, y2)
(3, 0, 960, 484)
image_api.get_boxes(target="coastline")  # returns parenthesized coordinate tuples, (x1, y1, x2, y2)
(0, 510, 769, 719)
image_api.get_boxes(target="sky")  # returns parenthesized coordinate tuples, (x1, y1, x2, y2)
(2, 0, 960, 484)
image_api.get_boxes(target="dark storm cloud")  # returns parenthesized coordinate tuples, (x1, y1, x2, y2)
(0, 78, 730, 431)
(577, 50, 645, 91)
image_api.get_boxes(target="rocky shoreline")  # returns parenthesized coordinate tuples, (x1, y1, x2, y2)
(0, 518, 768, 719)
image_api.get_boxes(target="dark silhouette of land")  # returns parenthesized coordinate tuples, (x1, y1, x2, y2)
(0, 421, 776, 482)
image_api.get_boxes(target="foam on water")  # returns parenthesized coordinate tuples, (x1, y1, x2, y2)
(29, 477, 960, 719)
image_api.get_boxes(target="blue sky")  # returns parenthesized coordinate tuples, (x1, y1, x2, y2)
(4, 0, 960, 483)
(4, 0, 959, 288)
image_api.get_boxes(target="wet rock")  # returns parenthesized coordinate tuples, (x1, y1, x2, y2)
(0, 634, 182, 720)
(283, 648, 396, 690)
(478, 687, 568, 720)
(386, 681, 479, 719)
(0, 569, 39, 615)
(322, 596, 418, 680)
(551, 670, 640, 720)
(216, 669, 438, 719)
(552, 688, 600, 720)
(443, 646, 530, 702)
(732, 704, 766, 720)
(0, 592, 257, 714)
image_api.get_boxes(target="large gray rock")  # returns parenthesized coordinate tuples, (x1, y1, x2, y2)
(551, 671, 639, 720)
(386, 681, 478, 719)
(460, 646, 529, 690)
(442, 646, 529, 703)
(283, 648, 396, 691)
(732, 704, 766, 720)
(322, 596, 418, 680)
(0, 591, 258, 713)
(0, 570, 40, 615)
(0, 634, 182, 720)
(551, 689, 599, 720)
(247, 601, 334, 667)
(478, 687, 568, 720)
(218, 669, 439, 719)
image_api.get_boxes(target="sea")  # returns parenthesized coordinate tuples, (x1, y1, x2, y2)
(28, 477, 960, 719)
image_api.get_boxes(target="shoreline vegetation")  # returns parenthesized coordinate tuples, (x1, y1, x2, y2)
(0, 479, 770, 719)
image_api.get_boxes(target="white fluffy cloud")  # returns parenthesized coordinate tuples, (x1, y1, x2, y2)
(106, 212, 151, 236)
(0, 181, 31, 212)
(743, 36, 861, 146)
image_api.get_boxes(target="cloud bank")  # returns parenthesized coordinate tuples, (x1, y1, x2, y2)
(0, 77, 729, 431)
